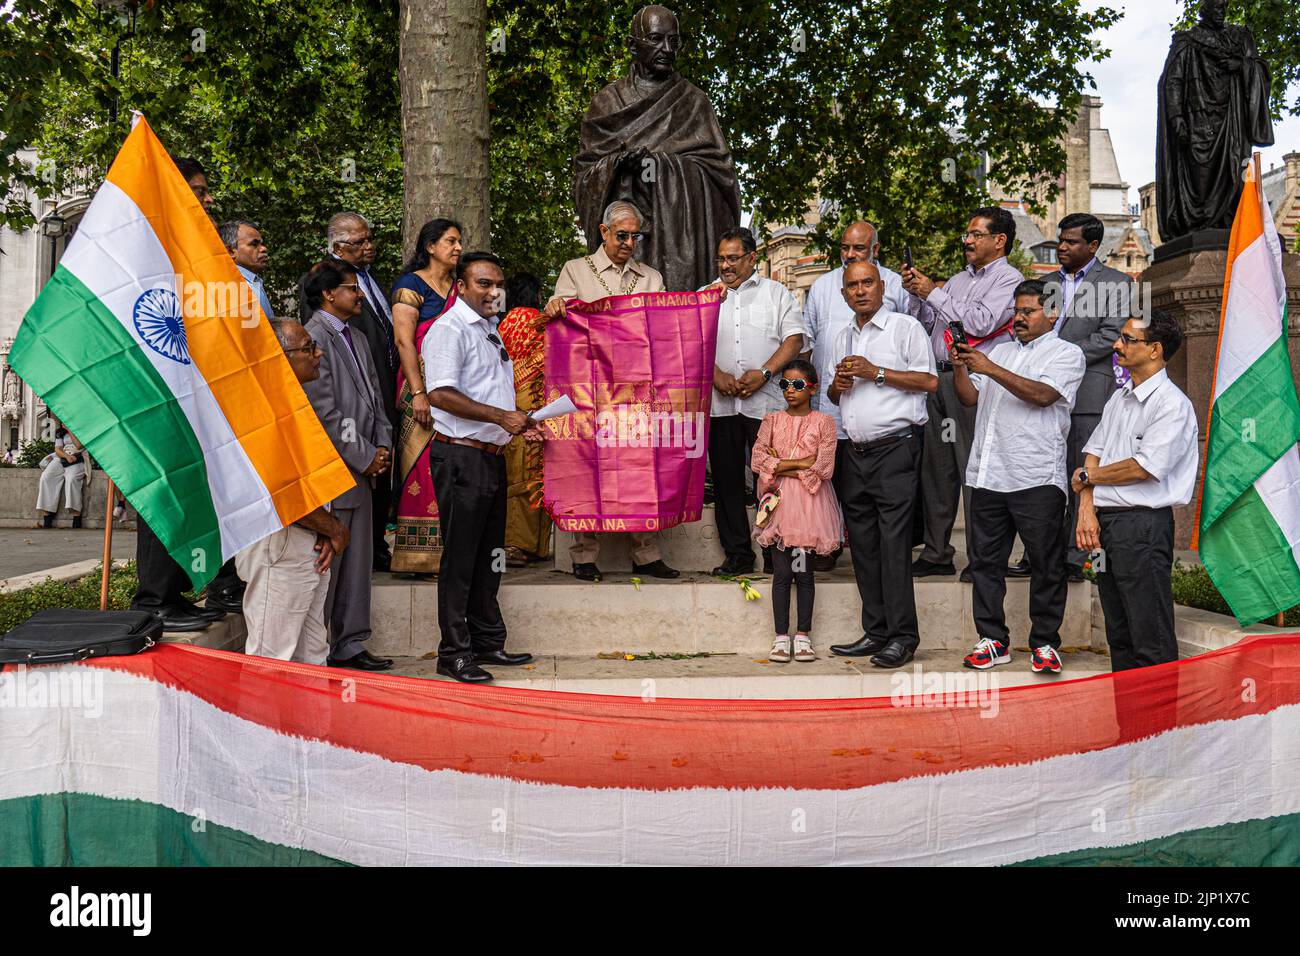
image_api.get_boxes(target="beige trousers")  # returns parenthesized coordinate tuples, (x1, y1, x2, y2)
(569, 531, 662, 565)
(236, 524, 331, 664)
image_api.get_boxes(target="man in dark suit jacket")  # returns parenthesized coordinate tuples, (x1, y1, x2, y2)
(1043, 213, 1133, 580)
(298, 213, 398, 571)
(302, 260, 394, 671)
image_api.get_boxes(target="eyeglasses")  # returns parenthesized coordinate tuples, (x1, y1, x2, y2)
(1118, 333, 1150, 345)
(778, 378, 810, 392)
(1012, 306, 1042, 318)
(486, 332, 509, 363)
(336, 283, 361, 292)
(283, 340, 319, 356)
(636, 33, 682, 50)
(612, 231, 646, 244)
(960, 231, 992, 241)
(715, 253, 753, 266)
(337, 237, 375, 247)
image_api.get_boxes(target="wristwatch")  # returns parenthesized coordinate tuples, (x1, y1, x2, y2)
(874, 367, 886, 386)
(1078, 469, 1090, 486)
(761, 368, 772, 383)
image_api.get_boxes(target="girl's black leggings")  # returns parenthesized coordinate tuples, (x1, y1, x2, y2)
(771, 546, 814, 634)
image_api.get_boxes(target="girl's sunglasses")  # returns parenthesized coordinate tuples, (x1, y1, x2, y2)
(778, 378, 811, 392)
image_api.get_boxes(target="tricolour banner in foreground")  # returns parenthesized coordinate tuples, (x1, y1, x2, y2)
(542, 291, 720, 533)
(1197, 158, 1300, 624)
(1, 636, 1298, 866)
(9, 116, 353, 589)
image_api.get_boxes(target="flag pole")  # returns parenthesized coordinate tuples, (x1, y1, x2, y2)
(99, 478, 116, 611)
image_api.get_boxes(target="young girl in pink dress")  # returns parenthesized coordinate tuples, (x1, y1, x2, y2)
(750, 359, 843, 663)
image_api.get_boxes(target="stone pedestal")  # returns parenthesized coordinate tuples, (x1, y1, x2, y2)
(1141, 244, 1300, 548)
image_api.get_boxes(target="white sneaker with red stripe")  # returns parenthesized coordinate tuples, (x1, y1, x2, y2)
(1031, 645, 1063, 674)
(963, 637, 1010, 670)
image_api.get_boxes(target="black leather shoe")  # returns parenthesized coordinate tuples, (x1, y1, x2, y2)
(474, 649, 534, 666)
(870, 641, 916, 668)
(1006, 557, 1032, 578)
(373, 551, 392, 573)
(328, 650, 393, 671)
(154, 608, 213, 632)
(436, 656, 494, 683)
(633, 559, 680, 579)
(1065, 564, 1086, 583)
(203, 589, 244, 615)
(813, 549, 841, 572)
(711, 559, 754, 577)
(573, 562, 603, 582)
(959, 566, 973, 583)
(830, 635, 891, 658)
(912, 558, 956, 578)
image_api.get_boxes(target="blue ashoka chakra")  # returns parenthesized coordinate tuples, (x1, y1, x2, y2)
(132, 288, 191, 365)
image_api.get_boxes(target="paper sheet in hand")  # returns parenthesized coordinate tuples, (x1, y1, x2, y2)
(531, 395, 578, 422)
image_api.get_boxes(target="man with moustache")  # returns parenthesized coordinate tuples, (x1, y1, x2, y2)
(826, 261, 937, 669)
(804, 219, 916, 570)
(951, 280, 1086, 674)
(1075, 311, 1198, 671)
(703, 226, 806, 577)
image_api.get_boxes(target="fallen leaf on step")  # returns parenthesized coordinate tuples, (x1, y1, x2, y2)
(420, 652, 438, 660)
(522, 664, 536, 670)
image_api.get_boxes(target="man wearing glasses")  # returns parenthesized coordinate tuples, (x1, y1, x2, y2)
(301, 212, 400, 572)
(545, 200, 679, 583)
(902, 206, 1023, 581)
(1074, 312, 1198, 671)
(703, 226, 806, 577)
(423, 252, 536, 683)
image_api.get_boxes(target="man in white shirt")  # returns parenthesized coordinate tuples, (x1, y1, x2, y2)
(423, 252, 536, 684)
(543, 200, 677, 582)
(951, 280, 1086, 674)
(704, 226, 806, 576)
(803, 220, 915, 570)
(825, 262, 937, 668)
(1075, 311, 1199, 671)
(902, 207, 1024, 579)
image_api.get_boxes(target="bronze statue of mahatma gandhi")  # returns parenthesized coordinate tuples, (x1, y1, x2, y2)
(573, 5, 741, 293)
(1156, 0, 1274, 241)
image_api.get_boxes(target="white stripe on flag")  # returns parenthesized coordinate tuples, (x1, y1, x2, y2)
(2, 667, 1299, 866)
(1255, 447, 1300, 577)
(1214, 232, 1284, 402)
(60, 181, 281, 559)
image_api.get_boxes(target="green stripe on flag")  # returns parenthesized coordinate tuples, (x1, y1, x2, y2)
(0, 793, 350, 866)
(1199, 484, 1300, 624)
(9, 268, 223, 588)
(1201, 333, 1300, 530)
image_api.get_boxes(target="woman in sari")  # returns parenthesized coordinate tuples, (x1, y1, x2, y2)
(497, 272, 552, 566)
(388, 218, 463, 575)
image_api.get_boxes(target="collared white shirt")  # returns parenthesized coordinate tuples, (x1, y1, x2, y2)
(805, 263, 915, 428)
(1083, 368, 1199, 509)
(701, 272, 807, 419)
(825, 309, 934, 443)
(914, 255, 1022, 362)
(1057, 256, 1097, 324)
(967, 331, 1086, 493)
(422, 297, 516, 446)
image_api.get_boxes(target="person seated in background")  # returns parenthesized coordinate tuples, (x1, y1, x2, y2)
(237, 319, 351, 664)
(35, 421, 87, 529)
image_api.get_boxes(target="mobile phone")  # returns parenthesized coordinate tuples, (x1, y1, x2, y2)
(903, 243, 914, 271)
(948, 320, 969, 348)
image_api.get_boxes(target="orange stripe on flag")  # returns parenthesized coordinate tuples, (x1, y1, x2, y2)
(105, 117, 354, 524)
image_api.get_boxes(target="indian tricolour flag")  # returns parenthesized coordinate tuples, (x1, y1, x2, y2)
(1197, 157, 1300, 625)
(9, 116, 353, 587)
(1, 639, 1298, 866)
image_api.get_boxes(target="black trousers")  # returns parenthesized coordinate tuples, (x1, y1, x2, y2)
(1097, 507, 1179, 671)
(841, 434, 921, 651)
(969, 485, 1069, 650)
(131, 518, 242, 610)
(771, 546, 814, 634)
(708, 413, 764, 565)
(428, 441, 508, 661)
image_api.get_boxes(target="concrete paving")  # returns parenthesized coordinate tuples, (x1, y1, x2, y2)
(0, 528, 137, 580)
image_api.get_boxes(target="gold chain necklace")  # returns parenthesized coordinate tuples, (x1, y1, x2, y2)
(585, 256, 639, 296)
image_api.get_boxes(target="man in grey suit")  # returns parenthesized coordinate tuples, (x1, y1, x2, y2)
(302, 260, 394, 671)
(1044, 213, 1133, 581)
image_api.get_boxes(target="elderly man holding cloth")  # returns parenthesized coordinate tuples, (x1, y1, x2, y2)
(902, 206, 1023, 581)
(951, 280, 1086, 675)
(704, 226, 806, 577)
(544, 199, 679, 583)
(237, 319, 351, 664)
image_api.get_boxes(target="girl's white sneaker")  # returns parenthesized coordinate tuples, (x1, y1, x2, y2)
(769, 636, 792, 663)
(793, 634, 815, 662)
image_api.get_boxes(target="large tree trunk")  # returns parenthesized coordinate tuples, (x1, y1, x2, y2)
(398, 0, 490, 255)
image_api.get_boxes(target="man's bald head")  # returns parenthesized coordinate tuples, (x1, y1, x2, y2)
(841, 260, 884, 320)
(840, 221, 879, 266)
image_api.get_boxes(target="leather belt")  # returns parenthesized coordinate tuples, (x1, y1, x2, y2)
(936, 361, 954, 373)
(848, 427, 914, 454)
(431, 430, 507, 456)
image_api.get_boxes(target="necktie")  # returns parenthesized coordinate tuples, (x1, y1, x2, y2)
(361, 270, 398, 370)
(339, 323, 363, 374)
